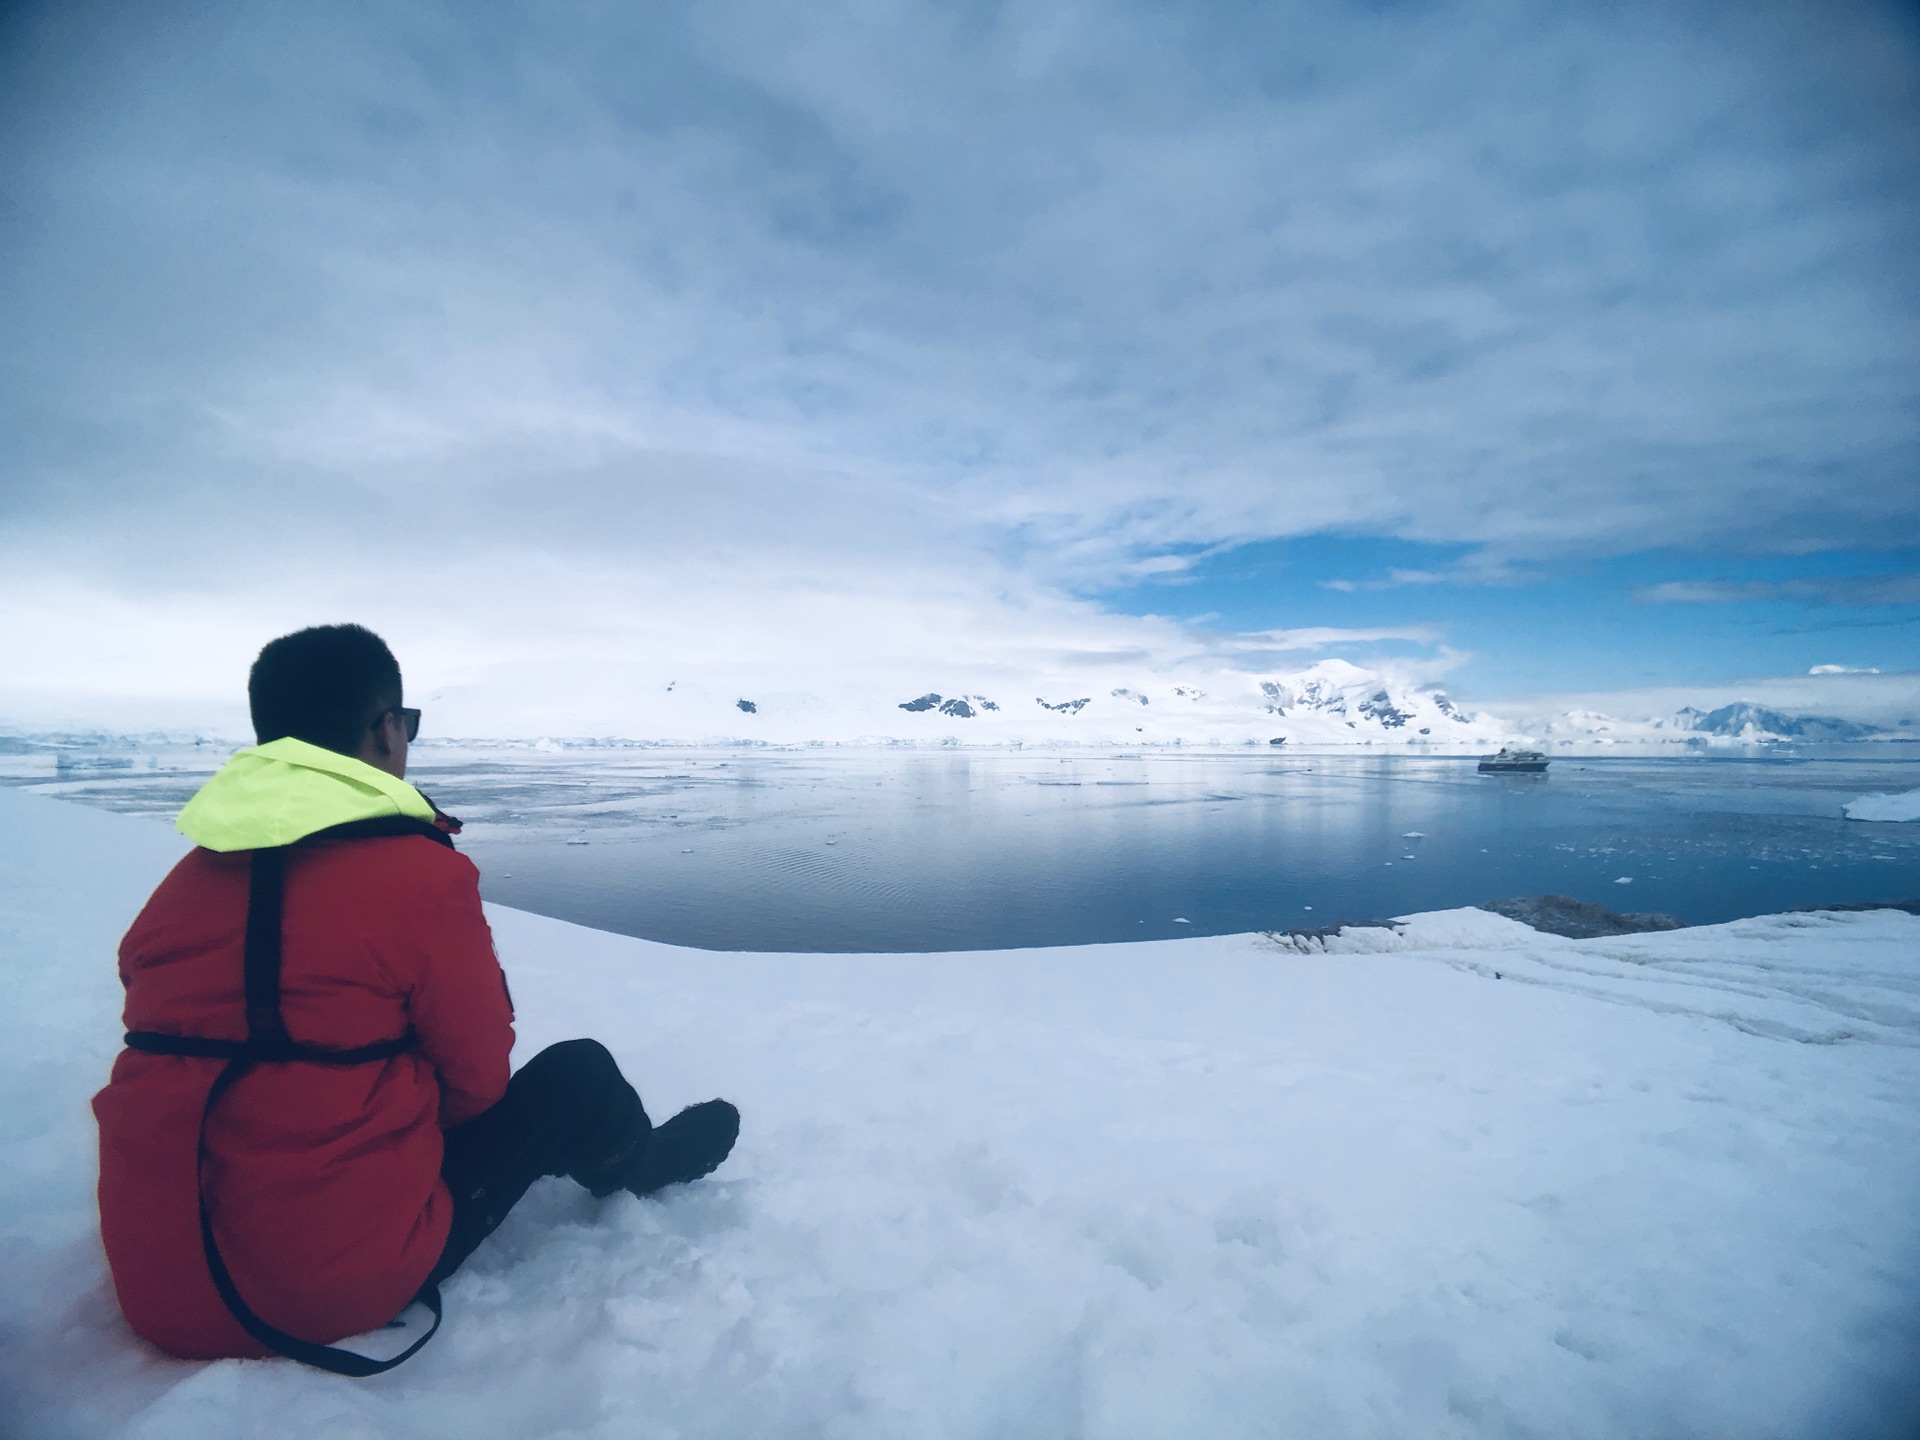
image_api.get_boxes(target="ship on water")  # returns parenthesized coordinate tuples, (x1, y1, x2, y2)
(1478, 747, 1549, 773)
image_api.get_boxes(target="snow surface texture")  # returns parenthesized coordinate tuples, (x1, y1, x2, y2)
(3, 788, 1918, 1440)
(1846, 787, 1920, 823)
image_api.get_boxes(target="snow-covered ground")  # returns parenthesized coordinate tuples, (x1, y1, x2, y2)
(1846, 787, 1920, 823)
(3, 787, 1917, 1440)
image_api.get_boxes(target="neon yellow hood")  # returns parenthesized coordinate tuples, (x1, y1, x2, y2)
(176, 736, 436, 852)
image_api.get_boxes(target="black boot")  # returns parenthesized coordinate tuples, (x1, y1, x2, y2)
(625, 1099, 739, 1197)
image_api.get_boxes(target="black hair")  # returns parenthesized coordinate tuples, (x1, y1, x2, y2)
(248, 624, 403, 755)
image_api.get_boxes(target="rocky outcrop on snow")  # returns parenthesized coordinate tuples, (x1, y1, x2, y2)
(1480, 895, 1687, 939)
(1357, 690, 1414, 729)
(899, 694, 999, 717)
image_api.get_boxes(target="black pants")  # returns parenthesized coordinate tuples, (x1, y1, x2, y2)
(424, 1039, 650, 1289)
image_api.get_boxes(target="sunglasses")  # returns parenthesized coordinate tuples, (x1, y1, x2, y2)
(375, 706, 422, 742)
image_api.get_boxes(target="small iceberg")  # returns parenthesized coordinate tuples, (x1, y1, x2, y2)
(1844, 788, 1920, 823)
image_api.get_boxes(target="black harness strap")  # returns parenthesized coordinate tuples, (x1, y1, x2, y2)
(243, 846, 290, 1050)
(123, 814, 457, 1377)
(123, 1031, 415, 1065)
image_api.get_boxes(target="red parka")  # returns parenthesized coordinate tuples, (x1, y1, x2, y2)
(93, 738, 515, 1359)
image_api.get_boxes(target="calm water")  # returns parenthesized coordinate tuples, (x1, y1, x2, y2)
(14, 744, 1919, 952)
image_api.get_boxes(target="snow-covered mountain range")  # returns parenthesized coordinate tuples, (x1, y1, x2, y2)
(7, 664, 1912, 752)
(409, 658, 1917, 748)
(399, 657, 1514, 747)
(1518, 699, 1911, 747)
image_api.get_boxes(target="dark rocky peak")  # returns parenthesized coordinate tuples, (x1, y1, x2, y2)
(1110, 688, 1149, 705)
(899, 693, 942, 712)
(1037, 697, 1091, 714)
(938, 698, 975, 718)
(736, 699, 757, 713)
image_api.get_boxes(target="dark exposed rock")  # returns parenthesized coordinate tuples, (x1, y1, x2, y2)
(1786, 898, 1920, 916)
(1037, 697, 1091, 713)
(1357, 690, 1412, 728)
(1300, 680, 1346, 714)
(1269, 737, 1286, 746)
(938, 698, 975, 718)
(1263, 918, 1400, 950)
(899, 693, 942, 713)
(1480, 894, 1686, 939)
(1111, 688, 1149, 705)
(735, 699, 757, 714)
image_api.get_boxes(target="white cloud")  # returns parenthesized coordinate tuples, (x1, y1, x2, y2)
(1217, 626, 1447, 654)
(1638, 577, 1920, 606)
(2, 0, 1916, 720)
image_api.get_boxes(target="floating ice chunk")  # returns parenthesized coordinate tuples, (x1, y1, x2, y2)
(1614, 876, 1633, 884)
(1844, 787, 1920, 822)
(1403, 831, 1425, 838)
(1172, 917, 1191, 924)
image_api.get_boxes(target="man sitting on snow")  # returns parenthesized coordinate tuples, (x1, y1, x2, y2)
(93, 624, 738, 1371)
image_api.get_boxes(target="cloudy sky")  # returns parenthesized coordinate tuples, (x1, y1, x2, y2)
(3, 0, 1917, 731)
